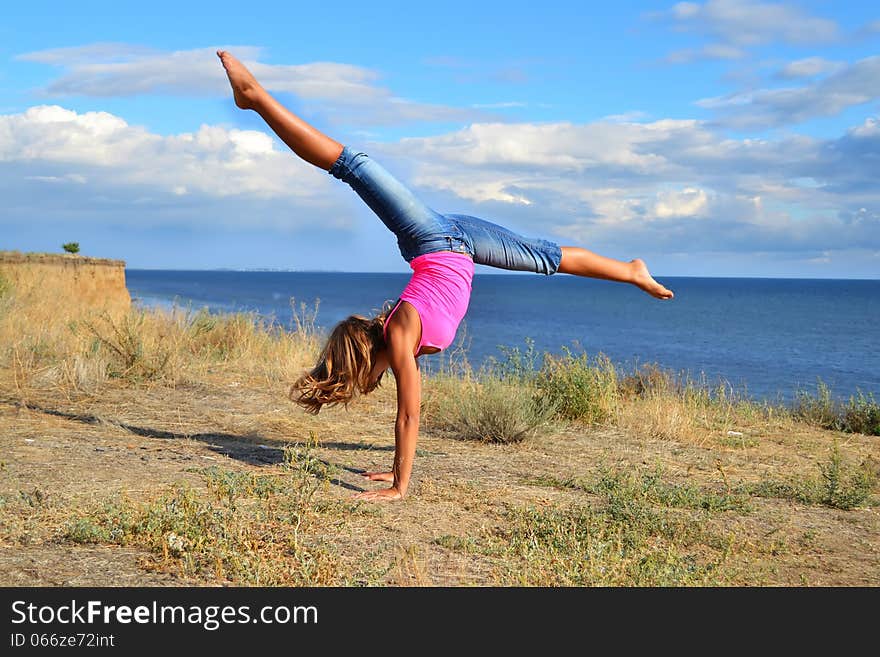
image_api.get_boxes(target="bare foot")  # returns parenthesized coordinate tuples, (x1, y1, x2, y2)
(630, 259, 674, 300)
(216, 50, 264, 110)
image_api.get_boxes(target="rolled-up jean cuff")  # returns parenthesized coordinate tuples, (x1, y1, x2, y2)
(546, 243, 563, 275)
(328, 145, 355, 180)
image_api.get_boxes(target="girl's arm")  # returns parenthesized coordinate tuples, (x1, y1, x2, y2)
(355, 344, 421, 501)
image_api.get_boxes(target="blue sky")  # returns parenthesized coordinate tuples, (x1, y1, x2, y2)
(2, 0, 879, 277)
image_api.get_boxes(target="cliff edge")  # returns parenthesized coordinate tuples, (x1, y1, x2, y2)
(0, 251, 131, 318)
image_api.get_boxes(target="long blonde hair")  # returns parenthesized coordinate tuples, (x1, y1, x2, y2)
(290, 306, 391, 414)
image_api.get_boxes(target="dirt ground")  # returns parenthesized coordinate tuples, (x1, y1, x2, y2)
(1, 378, 878, 586)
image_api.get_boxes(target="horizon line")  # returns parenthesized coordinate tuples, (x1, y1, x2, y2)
(124, 267, 880, 281)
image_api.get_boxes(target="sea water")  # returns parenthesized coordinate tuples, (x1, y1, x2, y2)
(126, 270, 879, 403)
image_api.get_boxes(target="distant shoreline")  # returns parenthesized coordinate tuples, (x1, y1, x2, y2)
(124, 267, 880, 281)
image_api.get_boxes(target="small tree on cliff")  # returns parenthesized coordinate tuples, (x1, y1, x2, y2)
(62, 242, 80, 255)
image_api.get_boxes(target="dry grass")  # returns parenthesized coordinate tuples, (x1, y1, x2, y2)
(423, 345, 778, 450)
(63, 460, 341, 585)
(1, 271, 321, 397)
(1, 275, 879, 587)
(424, 374, 556, 444)
(618, 392, 702, 443)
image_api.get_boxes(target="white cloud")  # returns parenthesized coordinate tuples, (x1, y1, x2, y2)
(16, 44, 479, 126)
(671, 2, 701, 19)
(24, 173, 87, 184)
(602, 111, 651, 123)
(471, 101, 528, 109)
(4, 104, 879, 262)
(653, 187, 709, 218)
(378, 114, 880, 256)
(775, 57, 845, 79)
(697, 56, 880, 128)
(654, 1, 841, 64)
(861, 19, 880, 35)
(0, 105, 349, 227)
(806, 251, 831, 265)
(18, 43, 159, 65)
(18, 45, 259, 97)
(848, 116, 880, 138)
(665, 43, 746, 63)
(662, 0, 840, 47)
(396, 120, 704, 174)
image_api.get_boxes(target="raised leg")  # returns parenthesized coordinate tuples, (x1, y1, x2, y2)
(558, 247, 674, 299)
(217, 50, 344, 171)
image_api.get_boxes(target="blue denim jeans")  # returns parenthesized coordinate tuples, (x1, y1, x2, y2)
(328, 146, 562, 275)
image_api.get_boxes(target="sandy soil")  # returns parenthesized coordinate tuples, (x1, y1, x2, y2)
(1, 378, 877, 586)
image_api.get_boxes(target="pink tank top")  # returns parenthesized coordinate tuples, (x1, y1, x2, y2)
(383, 251, 474, 353)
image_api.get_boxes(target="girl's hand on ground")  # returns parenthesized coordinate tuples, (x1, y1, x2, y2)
(360, 471, 394, 482)
(354, 487, 403, 501)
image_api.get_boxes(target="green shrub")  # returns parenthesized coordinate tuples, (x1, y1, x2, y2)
(842, 392, 880, 436)
(617, 362, 675, 399)
(428, 376, 556, 444)
(536, 349, 619, 423)
(817, 444, 875, 510)
(65, 518, 106, 544)
(792, 381, 880, 436)
(793, 380, 841, 430)
(489, 337, 540, 382)
(741, 444, 876, 510)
